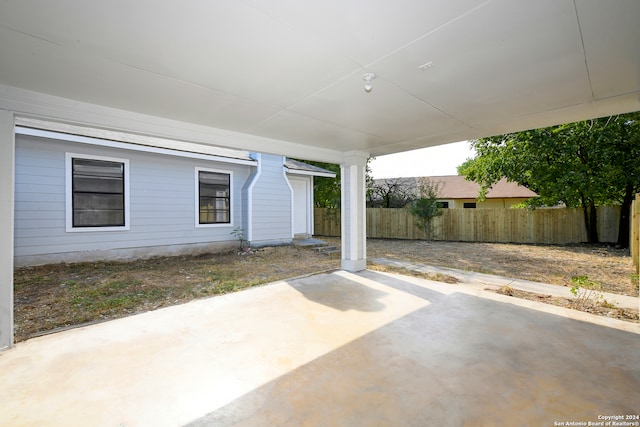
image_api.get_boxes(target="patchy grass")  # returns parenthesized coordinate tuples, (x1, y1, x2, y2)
(14, 245, 340, 342)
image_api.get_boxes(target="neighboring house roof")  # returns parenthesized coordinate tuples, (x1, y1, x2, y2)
(431, 175, 537, 199)
(285, 159, 337, 178)
(373, 175, 537, 199)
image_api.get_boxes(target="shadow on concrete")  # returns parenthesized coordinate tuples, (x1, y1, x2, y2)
(289, 271, 389, 312)
(187, 270, 640, 426)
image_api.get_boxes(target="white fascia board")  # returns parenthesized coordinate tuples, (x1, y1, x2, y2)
(17, 116, 254, 161)
(16, 126, 258, 166)
(0, 84, 344, 164)
(284, 167, 336, 178)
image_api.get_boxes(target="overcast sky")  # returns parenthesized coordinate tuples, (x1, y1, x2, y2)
(369, 140, 475, 179)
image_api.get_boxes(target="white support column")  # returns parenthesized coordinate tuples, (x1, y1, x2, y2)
(341, 150, 368, 272)
(0, 110, 14, 350)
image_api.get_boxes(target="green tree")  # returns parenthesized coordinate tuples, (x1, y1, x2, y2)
(306, 161, 341, 208)
(407, 178, 443, 240)
(295, 158, 375, 209)
(598, 114, 640, 247)
(458, 113, 640, 246)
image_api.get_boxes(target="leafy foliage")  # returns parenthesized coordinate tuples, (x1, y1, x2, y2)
(570, 275, 605, 310)
(406, 178, 443, 240)
(458, 113, 640, 246)
(296, 158, 375, 208)
(298, 161, 341, 208)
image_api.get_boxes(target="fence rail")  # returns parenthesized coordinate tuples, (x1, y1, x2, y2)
(315, 206, 621, 245)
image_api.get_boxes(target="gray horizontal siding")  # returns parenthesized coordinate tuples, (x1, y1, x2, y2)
(15, 190, 61, 203)
(14, 134, 252, 263)
(249, 154, 292, 243)
(14, 219, 64, 233)
(14, 207, 65, 220)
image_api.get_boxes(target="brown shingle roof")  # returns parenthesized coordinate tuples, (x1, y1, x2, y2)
(430, 175, 537, 199)
(374, 176, 537, 199)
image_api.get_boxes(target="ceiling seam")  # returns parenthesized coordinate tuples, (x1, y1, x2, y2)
(355, 2, 494, 134)
(362, 0, 493, 70)
(82, 53, 286, 113)
(383, 78, 475, 131)
(267, 2, 495, 113)
(248, 109, 387, 142)
(2, 24, 287, 117)
(2, 23, 382, 152)
(238, 0, 370, 109)
(0, 24, 65, 46)
(572, 0, 596, 102)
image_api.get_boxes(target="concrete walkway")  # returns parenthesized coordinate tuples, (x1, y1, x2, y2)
(371, 257, 640, 310)
(1, 270, 638, 426)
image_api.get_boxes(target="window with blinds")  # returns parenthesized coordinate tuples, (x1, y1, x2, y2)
(198, 170, 230, 224)
(72, 158, 125, 227)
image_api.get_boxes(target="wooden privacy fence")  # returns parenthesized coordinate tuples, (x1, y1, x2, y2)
(631, 194, 640, 273)
(315, 206, 621, 245)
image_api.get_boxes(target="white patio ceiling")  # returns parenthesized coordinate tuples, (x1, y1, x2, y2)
(1, 0, 639, 160)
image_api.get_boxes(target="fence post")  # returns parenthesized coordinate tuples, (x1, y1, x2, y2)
(635, 194, 640, 314)
(632, 195, 640, 274)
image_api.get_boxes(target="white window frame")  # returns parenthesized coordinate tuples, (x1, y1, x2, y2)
(195, 167, 234, 228)
(65, 152, 130, 232)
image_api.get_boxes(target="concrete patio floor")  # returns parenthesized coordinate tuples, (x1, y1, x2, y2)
(1, 270, 638, 427)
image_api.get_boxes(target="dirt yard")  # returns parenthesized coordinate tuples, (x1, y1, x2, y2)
(13, 239, 639, 342)
(363, 238, 638, 296)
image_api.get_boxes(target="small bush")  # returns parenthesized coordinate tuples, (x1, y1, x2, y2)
(570, 275, 604, 309)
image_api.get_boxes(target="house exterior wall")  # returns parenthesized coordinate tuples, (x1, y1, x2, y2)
(0, 85, 352, 348)
(245, 153, 293, 246)
(14, 133, 253, 266)
(444, 198, 530, 209)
